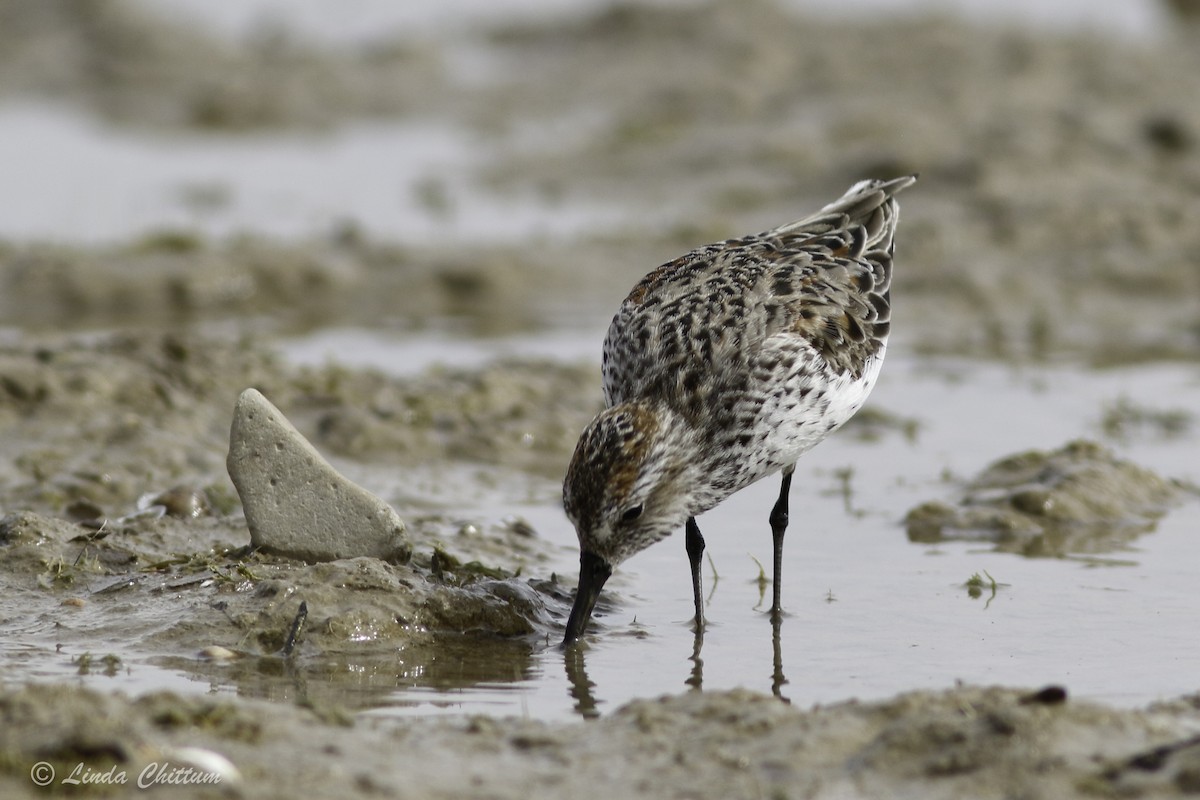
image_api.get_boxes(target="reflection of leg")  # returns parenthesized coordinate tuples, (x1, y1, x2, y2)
(769, 468, 794, 620)
(686, 627, 704, 691)
(564, 645, 600, 720)
(771, 613, 790, 702)
(685, 517, 706, 630)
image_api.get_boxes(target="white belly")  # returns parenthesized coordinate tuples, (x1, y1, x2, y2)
(742, 341, 887, 485)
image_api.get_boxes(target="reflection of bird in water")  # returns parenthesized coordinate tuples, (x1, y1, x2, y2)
(560, 621, 791, 716)
(563, 646, 600, 719)
(562, 175, 916, 644)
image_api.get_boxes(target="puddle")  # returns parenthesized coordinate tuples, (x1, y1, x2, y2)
(0, 103, 628, 245)
(6, 329, 1190, 723)
(267, 328, 1200, 724)
(281, 326, 601, 377)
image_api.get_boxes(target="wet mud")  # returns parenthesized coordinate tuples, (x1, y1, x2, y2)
(2, 0, 1200, 797)
(4, 682, 1200, 799)
(906, 439, 1188, 557)
(0, 331, 589, 654)
(0, 0, 443, 130)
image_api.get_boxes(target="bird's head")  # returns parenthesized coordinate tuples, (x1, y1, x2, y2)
(561, 401, 698, 643)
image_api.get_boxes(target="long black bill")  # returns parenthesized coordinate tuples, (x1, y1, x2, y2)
(562, 550, 613, 645)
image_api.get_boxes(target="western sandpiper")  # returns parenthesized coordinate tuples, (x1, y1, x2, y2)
(562, 175, 916, 643)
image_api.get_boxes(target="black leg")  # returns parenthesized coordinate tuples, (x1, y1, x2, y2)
(768, 468, 794, 620)
(685, 516, 705, 631)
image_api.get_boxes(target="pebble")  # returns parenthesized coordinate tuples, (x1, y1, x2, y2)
(226, 389, 410, 563)
(198, 645, 238, 661)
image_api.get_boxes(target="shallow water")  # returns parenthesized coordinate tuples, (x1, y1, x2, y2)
(278, 331, 1200, 721)
(0, 0, 1169, 245)
(7, 331, 1196, 722)
(0, 103, 629, 245)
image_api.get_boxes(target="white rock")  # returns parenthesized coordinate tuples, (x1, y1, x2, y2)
(155, 747, 242, 787)
(197, 645, 239, 661)
(226, 389, 410, 563)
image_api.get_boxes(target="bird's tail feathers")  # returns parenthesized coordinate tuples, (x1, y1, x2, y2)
(771, 174, 917, 253)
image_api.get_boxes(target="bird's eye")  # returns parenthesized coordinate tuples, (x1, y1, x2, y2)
(620, 503, 644, 523)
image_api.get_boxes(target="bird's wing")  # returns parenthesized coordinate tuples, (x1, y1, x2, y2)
(602, 176, 913, 410)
